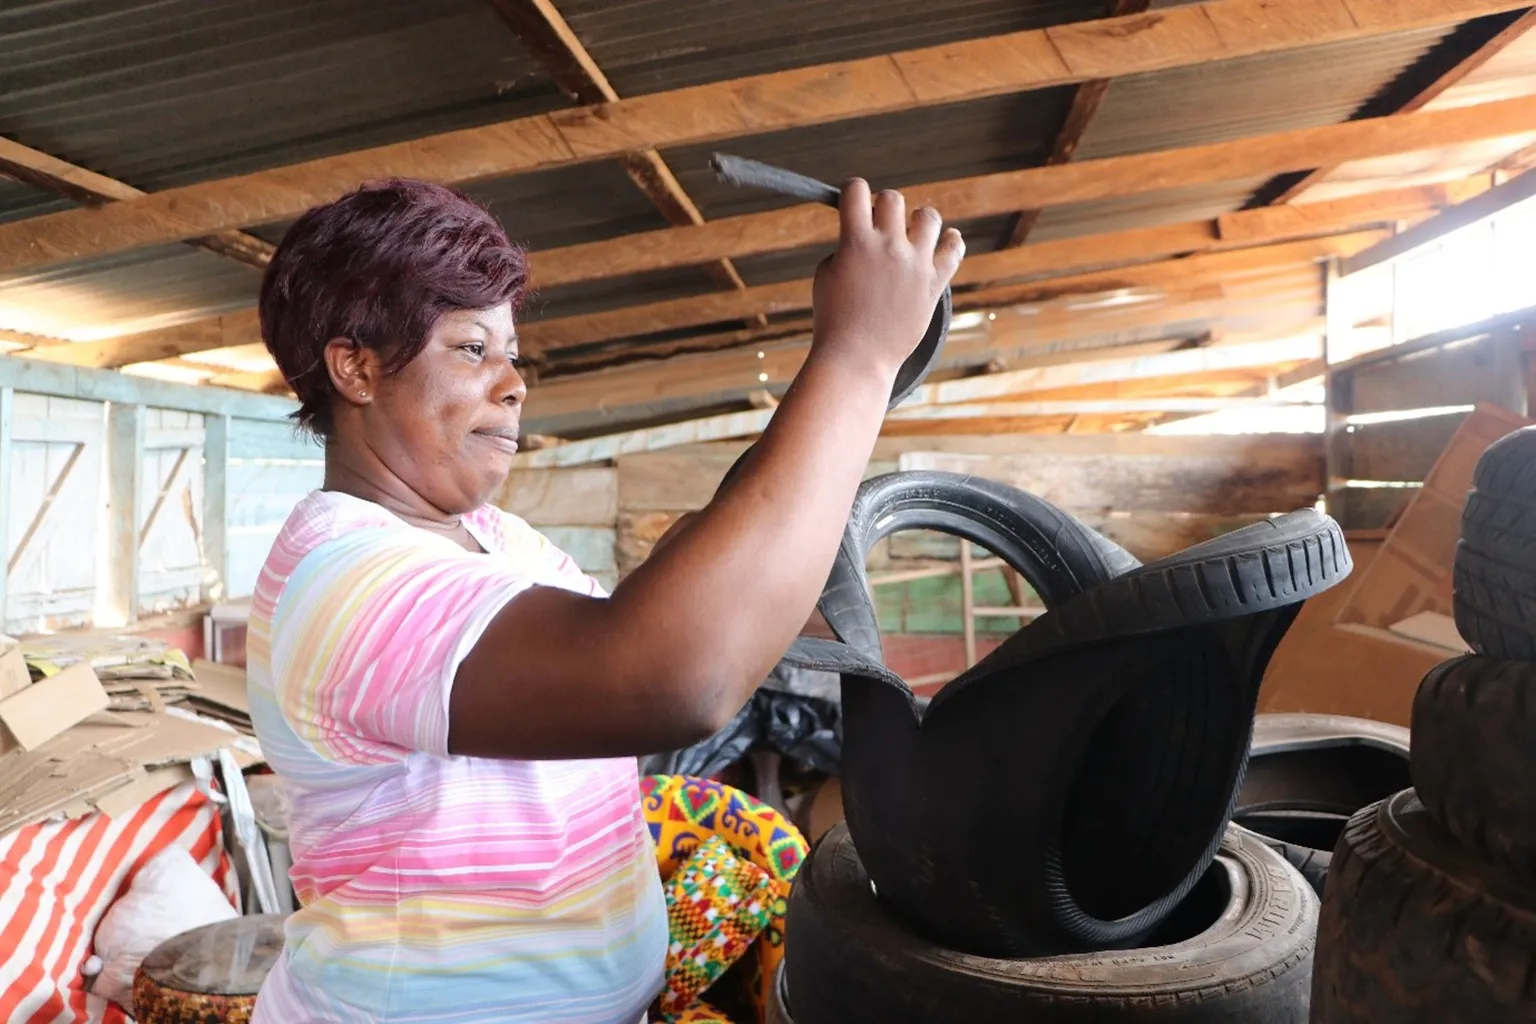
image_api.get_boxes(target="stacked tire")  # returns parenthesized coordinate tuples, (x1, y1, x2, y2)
(782, 824, 1318, 1023)
(1312, 425, 1536, 1023)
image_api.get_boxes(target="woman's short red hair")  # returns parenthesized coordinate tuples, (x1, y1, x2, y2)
(259, 178, 528, 437)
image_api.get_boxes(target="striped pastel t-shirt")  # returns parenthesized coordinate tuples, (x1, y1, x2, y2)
(247, 490, 667, 1023)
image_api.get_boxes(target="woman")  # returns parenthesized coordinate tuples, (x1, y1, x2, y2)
(247, 176, 962, 1023)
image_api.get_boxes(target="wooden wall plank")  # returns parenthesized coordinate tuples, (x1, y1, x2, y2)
(496, 467, 618, 526)
(540, 526, 617, 575)
(1347, 332, 1528, 414)
(1343, 412, 1469, 482)
(1330, 486, 1417, 531)
(899, 440, 1323, 514)
(617, 434, 1324, 517)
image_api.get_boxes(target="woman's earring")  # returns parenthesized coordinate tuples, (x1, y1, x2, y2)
(359, 390, 368, 398)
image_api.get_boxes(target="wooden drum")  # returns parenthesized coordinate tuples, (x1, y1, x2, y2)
(132, 914, 285, 1023)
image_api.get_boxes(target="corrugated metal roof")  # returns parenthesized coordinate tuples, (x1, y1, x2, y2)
(556, 0, 1109, 97)
(0, 0, 1502, 364)
(1030, 179, 1270, 243)
(0, 0, 564, 205)
(0, 244, 259, 340)
(664, 90, 1075, 223)
(0, 179, 67, 225)
(1075, 25, 1457, 162)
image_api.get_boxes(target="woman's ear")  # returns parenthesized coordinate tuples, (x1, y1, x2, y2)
(323, 337, 379, 406)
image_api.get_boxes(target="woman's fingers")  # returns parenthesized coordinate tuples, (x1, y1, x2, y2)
(873, 188, 906, 238)
(934, 227, 966, 285)
(908, 206, 942, 255)
(838, 178, 873, 246)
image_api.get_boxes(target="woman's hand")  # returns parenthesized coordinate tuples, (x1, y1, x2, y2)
(810, 179, 965, 381)
(451, 184, 963, 761)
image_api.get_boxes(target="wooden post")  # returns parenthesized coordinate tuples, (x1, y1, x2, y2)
(106, 403, 145, 626)
(0, 388, 13, 630)
(1323, 259, 1350, 521)
(960, 541, 977, 669)
(202, 414, 230, 603)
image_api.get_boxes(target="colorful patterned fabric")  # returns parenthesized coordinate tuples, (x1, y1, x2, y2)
(247, 490, 667, 1024)
(641, 775, 808, 1023)
(666, 1001, 733, 1024)
(659, 835, 774, 1018)
(0, 781, 234, 1023)
(131, 969, 256, 1024)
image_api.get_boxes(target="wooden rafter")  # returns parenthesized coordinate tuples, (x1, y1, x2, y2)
(0, 138, 274, 270)
(525, 98, 1531, 290)
(483, 0, 757, 308)
(503, 196, 1418, 355)
(521, 280, 1328, 430)
(1267, 7, 1536, 205)
(514, 335, 1324, 460)
(0, 0, 1523, 273)
(39, 179, 1412, 372)
(15, 311, 263, 370)
(1004, 0, 1151, 248)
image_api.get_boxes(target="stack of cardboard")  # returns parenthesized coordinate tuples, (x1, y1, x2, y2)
(0, 638, 262, 836)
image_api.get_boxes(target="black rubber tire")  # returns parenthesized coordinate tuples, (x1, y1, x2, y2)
(777, 513, 1349, 958)
(1232, 713, 1411, 897)
(1453, 544, 1536, 661)
(1311, 789, 1536, 1022)
(768, 964, 793, 1024)
(1010, 510, 1352, 662)
(817, 471, 1139, 659)
(1454, 424, 1536, 660)
(1412, 656, 1536, 878)
(784, 824, 1316, 1024)
(781, 617, 1290, 958)
(1252, 833, 1331, 896)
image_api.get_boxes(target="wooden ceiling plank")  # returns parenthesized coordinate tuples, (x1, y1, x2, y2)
(484, 0, 758, 308)
(64, 178, 1397, 370)
(1340, 166, 1536, 275)
(0, 0, 1522, 272)
(17, 310, 263, 370)
(515, 227, 1378, 354)
(1004, 0, 1150, 248)
(1270, 7, 1536, 204)
(0, 137, 274, 271)
(528, 99, 1535, 289)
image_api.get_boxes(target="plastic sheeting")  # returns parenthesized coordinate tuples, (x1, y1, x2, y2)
(641, 665, 843, 780)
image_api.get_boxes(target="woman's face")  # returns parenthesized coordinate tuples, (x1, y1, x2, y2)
(345, 302, 527, 515)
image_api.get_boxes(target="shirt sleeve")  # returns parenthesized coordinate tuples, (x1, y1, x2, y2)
(268, 527, 532, 765)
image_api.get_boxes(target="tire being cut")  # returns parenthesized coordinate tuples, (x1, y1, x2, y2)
(1312, 789, 1536, 1023)
(1412, 656, 1536, 877)
(1233, 714, 1411, 896)
(1454, 424, 1536, 660)
(818, 471, 1138, 659)
(796, 513, 1348, 958)
(1012, 510, 1351, 662)
(784, 825, 1316, 1024)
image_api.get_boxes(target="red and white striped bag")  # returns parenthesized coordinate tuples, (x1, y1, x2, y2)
(0, 782, 234, 1024)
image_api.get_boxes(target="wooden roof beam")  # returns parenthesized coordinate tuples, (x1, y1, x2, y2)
(1003, 0, 1151, 248)
(521, 288, 1327, 430)
(36, 173, 1416, 372)
(484, 0, 759, 313)
(0, 137, 274, 270)
(0, 0, 1523, 273)
(514, 205, 1401, 354)
(13, 310, 263, 370)
(1268, 7, 1536, 204)
(526, 98, 1528, 290)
